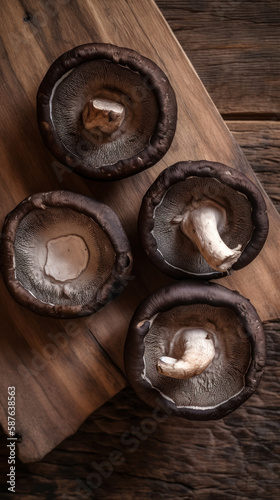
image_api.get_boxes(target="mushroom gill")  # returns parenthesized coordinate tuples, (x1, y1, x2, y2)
(13, 207, 115, 307)
(1, 191, 133, 318)
(51, 60, 159, 168)
(139, 161, 269, 279)
(153, 176, 253, 276)
(144, 303, 251, 409)
(124, 281, 266, 419)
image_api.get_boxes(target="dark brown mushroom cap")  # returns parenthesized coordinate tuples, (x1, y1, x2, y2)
(138, 160, 269, 279)
(124, 281, 266, 420)
(0, 191, 132, 318)
(37, 43, 177, 181)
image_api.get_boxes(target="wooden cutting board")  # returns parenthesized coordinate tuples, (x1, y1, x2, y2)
(0, 0, 279, 463)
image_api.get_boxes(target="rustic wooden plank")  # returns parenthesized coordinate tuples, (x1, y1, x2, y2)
(228, 121, 280, 213)
(156, 0, 280, 115)
(0, 0, 280, 464)
(1, 320, 278, 499)
(0, 0, 131, 464)
(1, 121, 278, 497)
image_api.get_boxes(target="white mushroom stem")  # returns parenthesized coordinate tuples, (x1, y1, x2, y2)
(82, 98, 125, 135)
(173, 200, 242, 272)
(157, 328, 215, 379)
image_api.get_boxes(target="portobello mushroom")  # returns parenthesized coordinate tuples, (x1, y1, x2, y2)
(37, 43, 177, 180)
(138, 160, 269, 279)
(0, 191, 132, 318)
(124, 281, 266, 420)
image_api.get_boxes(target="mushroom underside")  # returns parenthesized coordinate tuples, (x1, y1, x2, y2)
(143, 303, 251, 409)
(14, 207, 116, 306)
(153, 177, 254, 275)
(51, 60, 159, 168)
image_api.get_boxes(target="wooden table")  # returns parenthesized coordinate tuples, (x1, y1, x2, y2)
(2, 2, 280, 498)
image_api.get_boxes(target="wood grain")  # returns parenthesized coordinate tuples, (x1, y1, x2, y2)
(227, 121, 280, 213)
(156, 0, 280, 116)
(1, 321, 279, 499)
(0, 0, 280, 464)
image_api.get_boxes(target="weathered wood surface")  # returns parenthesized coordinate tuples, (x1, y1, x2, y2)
(228, 121, 280, 213)
(0, 0, 280, 467)
(0, 321, 279, 499)
(0, 0, 279, 496)
(157, 0, 280, 116)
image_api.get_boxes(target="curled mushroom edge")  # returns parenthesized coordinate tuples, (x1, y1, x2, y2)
(157, 328, 216, 379)
(172, 198, 242, 272)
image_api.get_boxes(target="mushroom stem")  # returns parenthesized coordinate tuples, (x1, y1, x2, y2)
(173, 200, 242, 272)
(44, 234, 89, 282)
(82, 98, 125, 136)
(157, 328, 215, 379)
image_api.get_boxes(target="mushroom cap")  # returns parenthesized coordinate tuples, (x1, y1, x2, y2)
(138, 160, 269, 279)
(124, 281, 266, 420)
(37, 43, 177, 181)
(0, 191, 132, 318)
